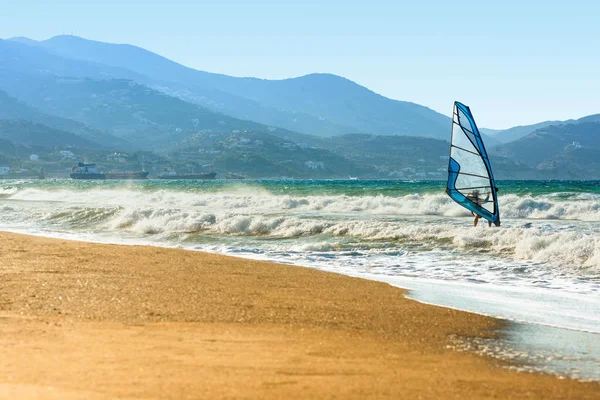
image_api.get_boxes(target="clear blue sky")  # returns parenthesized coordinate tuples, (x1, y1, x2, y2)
(1, 0, 599, 129)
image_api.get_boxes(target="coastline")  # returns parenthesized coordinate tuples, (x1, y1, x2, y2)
(0, 231, 598, 399)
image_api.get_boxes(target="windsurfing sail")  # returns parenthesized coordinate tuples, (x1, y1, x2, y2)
(446, 101, 500, 226)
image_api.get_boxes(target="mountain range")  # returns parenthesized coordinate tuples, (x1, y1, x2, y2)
(0, 89, 129, 149)
(5, 35, 451, 139)
(485, 114, 600, 144)
(0, 34, 599, 179)
(493, 122, 600, 179)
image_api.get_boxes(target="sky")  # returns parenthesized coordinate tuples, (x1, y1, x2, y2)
(1, 0, 599, 129)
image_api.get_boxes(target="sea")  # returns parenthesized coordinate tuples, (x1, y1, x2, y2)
(1, 178, 599, 380)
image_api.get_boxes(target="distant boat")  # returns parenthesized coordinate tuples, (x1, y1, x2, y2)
(157, 168, 216, 180)
(445, 101, 500, 226)
(70, 163, 149, 180)
(70, 163, 105, 180)
(349, 176, 358, 180)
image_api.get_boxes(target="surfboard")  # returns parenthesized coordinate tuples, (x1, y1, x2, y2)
(446, 101, 500, 226)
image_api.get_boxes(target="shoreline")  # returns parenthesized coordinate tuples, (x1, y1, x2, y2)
(5, 226, 598, 335)
(347, 271, 600, 335)
(1, 231, 599, 398)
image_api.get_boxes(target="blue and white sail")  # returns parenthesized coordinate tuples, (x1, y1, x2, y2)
(446, 101, 500, 226)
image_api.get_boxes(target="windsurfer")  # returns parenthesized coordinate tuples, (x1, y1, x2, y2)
(466, 190, 492, 227)
(445, 102, 501, 227)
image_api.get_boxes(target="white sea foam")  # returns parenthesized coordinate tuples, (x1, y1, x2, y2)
(8, 187, 600, 220)
(4, 187, 600, 271)
(0, 187, 18, 197)
(501, 193, 600, 221)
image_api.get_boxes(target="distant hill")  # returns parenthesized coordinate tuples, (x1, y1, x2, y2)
(171, 130, 378, 179)
(479, 132, 501, 149)
(310, 134, 449, 176)
(487, 114, 600, 144)
(306, 134, 534, 179)
(0, 120, 103, 150)
(537, 146, 600, 179)
(162, 131, 537, 179)
(0, 69, 295, 149)
(0, 154, 12, 166)
(0, 138, 17, 160)
(0, 38, 146, 83)
(5, 36, 506, 146)
(578, 114, 600, 123)
(205, 73, 451, 138)
(0, 89, 131, 149)
(15, 35, 453, 139)
(479, 127, 501, 136)
(494, 122, 600, 177)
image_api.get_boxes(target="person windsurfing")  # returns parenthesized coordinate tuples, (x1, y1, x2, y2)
(466, 190, 491, 227)
(445, 101, 501, 227)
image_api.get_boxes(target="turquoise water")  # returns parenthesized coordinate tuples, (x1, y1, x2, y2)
(1, 178, 599, 379)
(5, 178, 600, 195)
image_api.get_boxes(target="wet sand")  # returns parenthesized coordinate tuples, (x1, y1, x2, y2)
(0, 231, 598, 399)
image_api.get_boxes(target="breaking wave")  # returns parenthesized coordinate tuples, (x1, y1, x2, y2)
(3, 187, 600, 270)
(6, 187, 600, 220)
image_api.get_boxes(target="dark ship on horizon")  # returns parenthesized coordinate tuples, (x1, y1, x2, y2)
(70, 163, 149, 180)
(157, 168, 216, 180)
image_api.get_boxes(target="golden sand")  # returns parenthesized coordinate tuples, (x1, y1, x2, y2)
(0, 232, 598, 399)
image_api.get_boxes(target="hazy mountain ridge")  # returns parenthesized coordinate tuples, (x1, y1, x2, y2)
(172, 130, 376, 179)
(0, 138, 19, 160)
(171, 132, 538, 180)
(301, 134, 450, 177)
(494, 122, 600, 178)
(0, 68, 294, 150)
(158, 83, 360, 137)
(204, 72, 451, 137)
(0, 119, 103, 150)
(538, 146, 600, 179)
(19, 35, 453, 138)
(0, 39, 147, 83)
(3, 36, 355, 138)
(0, 89, 131, 149)
(304, 134, 536, 179)
(0, 39, 333, 151)
(1, 35, 600, 179)
(487, 114, 600, 143)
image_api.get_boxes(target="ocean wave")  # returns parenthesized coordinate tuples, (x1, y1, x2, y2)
(6, 187, 600, 220)
(98, 209, 600, 270)
(3, 187, 600, 270)
(0, 187, 18, 198)
(501, 194, 600, 221)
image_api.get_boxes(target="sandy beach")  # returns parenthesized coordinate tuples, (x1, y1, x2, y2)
(0, 231, 598, 399)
